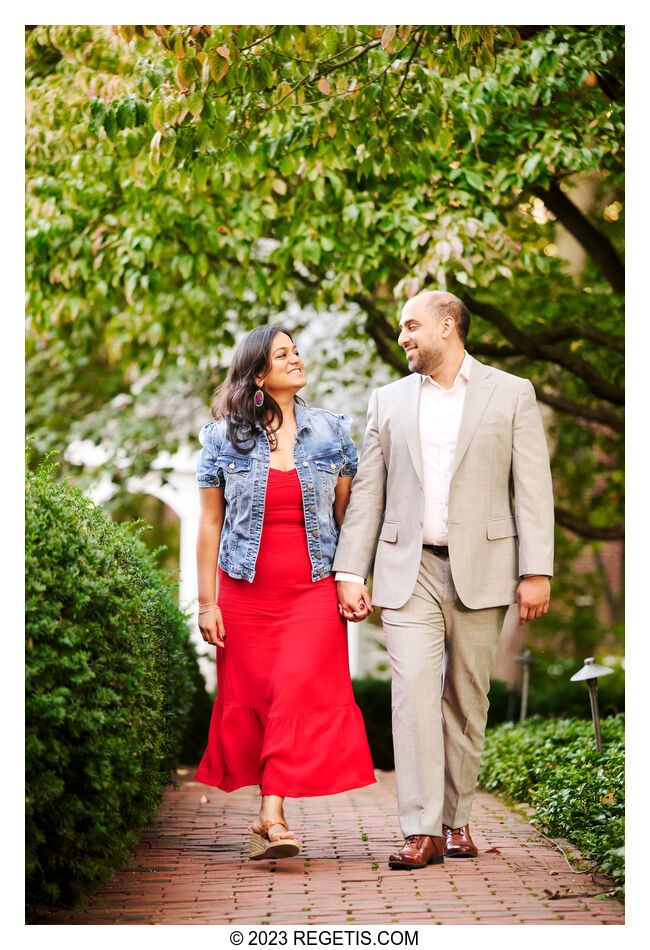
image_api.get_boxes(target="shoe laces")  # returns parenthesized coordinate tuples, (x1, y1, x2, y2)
(404, 834, 426, 848)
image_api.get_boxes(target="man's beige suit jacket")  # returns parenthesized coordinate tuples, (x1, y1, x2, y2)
(332, 356, 555, 610)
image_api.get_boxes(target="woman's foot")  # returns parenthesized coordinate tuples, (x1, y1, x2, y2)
(249, 816, 301, 861)
(251, 814, 295, 841)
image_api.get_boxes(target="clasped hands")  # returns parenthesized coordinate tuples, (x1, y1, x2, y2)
(337, 581, 374, 622)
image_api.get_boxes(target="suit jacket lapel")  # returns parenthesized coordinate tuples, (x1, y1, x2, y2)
(451, 357, 497, 479)
(398, 374, 423, 483)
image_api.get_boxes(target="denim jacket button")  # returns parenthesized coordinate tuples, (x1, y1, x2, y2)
(309, 507, 316, 514)
(312, 530, 318, 537)
(303, 460, 308, 467)
(330, 462, 336, 469)
(314, 551, 321, 558)
(307, 483, 313, 489)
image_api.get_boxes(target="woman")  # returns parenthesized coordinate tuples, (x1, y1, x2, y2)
(195, 325, 376, 861)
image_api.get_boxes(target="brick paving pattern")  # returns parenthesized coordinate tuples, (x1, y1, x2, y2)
(43, 769, 624, 925)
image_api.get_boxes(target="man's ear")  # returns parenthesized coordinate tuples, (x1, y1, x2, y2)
(440, 316, 455, 339)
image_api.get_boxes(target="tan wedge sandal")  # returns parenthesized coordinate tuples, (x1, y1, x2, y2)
(249, 817, 301, 861)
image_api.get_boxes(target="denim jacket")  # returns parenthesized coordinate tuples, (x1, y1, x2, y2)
(196, 403, 358, 582)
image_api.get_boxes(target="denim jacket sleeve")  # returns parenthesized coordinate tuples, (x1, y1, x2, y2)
(338, 414, 359, 477)
(196, 421, 225, 488)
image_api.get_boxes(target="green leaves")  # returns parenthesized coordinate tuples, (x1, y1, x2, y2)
(116, 96, 136, 129)
(187, 89, 204, 119)
(480, 715, 625, 896)
(208, 45, 229, 84)
(103, 108, 116, 141)
(25, 452, 199, 910)
(26, 24, 624, 569)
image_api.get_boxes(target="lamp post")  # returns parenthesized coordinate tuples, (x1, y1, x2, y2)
(515, 650, 538, 722)
(570, 657, 614, 752)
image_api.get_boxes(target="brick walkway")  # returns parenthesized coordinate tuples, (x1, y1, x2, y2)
(43, 769, 623, 925)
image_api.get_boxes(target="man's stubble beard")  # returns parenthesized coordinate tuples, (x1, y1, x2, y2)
(406, 343, 444, 376)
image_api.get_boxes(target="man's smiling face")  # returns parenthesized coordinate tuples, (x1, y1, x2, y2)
(397, 297, 444, 376)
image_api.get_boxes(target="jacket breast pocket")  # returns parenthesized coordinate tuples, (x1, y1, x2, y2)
(220, 455, 252, 499)
(486, 516, 517, 540)
(379, 521, 398, 543)
(313, 454, 343, 495)
(313, 454, 344, 474)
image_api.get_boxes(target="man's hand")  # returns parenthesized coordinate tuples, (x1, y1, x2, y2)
(337, 581, 374, 622)
(516, 575, 551, 626)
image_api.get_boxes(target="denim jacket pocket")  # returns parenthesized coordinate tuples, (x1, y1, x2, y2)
(313, 453, 344, 474)
(220, 454, 253, 502)
(313, 453, 343, 497)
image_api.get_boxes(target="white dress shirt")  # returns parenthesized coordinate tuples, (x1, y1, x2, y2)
(336, 352, 471, 584)
(419, 351, 471, 545)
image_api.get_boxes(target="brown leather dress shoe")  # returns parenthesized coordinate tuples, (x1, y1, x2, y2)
(442, 824, 478, 858)
(388, 834, 444, 870)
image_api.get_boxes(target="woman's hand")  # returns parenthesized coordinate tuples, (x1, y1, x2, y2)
(336, 580, 373, 622)
(198, 606, 227, 648)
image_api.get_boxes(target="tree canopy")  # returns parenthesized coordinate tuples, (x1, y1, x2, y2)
(26, 25, 624, 551)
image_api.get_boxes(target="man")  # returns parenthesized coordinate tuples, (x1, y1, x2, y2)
(334, 290, 554, 870)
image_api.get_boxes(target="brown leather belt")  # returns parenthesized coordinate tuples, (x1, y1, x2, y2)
(423, 544, 449, 558)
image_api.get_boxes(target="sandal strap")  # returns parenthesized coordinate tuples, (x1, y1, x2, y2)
(259, 817, 289, 836)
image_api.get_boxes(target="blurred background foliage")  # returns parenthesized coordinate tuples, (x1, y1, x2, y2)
(25, 23, 624, 665)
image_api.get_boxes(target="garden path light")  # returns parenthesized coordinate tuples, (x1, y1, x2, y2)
(569, 657, 614, 753)
(515, 650, 538, 722)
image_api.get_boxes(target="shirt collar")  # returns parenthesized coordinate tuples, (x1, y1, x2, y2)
(421, 351, 471, 390)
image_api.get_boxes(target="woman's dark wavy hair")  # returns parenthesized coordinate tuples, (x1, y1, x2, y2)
(211, 324, 305, 452)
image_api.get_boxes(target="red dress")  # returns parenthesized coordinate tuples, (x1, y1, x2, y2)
(195, 467, 376, 797)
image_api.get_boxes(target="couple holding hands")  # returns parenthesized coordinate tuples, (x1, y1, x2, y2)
(195, 290, 554, 870)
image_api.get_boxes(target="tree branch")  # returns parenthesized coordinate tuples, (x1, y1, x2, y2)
(532, 386, 624, 432)
(536, 322, 624, 353)
(531, 181, 625, 294)
(396, 30, 424, 100)
(555, 506, 624, 540)
(235, 26, 283, 53)
(456, 285, 625, 405)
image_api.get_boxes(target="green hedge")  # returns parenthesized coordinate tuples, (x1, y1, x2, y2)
(26, 454, 199, 914)
(479, 714, 625, 895)
(352, 677, 394, 769)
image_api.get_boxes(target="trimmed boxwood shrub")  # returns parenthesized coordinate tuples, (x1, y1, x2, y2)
(26, 454, 199, 914)
(479, 714, 625, 895)
(352, 676, 394, 769)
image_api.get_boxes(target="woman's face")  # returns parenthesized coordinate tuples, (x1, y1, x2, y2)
(256, 332, 306, 397)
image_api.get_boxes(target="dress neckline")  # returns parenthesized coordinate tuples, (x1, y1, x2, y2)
(269, 466, 297, 474)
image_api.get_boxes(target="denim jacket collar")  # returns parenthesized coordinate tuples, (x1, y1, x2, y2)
(294, 401, 313, 434)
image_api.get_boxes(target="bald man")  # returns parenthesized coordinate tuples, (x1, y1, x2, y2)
(334, 291, 554, 869)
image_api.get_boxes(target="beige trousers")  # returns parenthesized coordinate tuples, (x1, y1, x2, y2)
(381, 548, 507, 837)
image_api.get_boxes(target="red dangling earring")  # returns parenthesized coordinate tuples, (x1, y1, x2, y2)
(254, 388, 264, 407)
